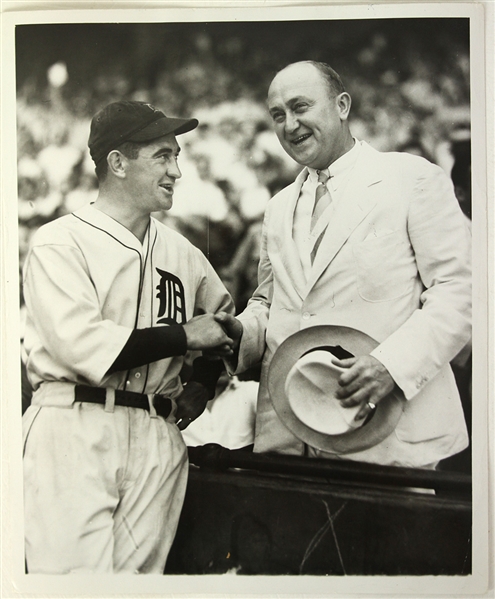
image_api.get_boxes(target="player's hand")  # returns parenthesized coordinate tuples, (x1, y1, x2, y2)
(203, 313, 243, 359)
(331, 355, 396, 421)
(183, 314, 234, 352)
(175, 381, 210, 430)
(214, 313, 243, 349)
(214, 313, 243, 346)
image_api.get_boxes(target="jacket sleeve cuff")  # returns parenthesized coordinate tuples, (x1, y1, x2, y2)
(370, 347, 422, 400)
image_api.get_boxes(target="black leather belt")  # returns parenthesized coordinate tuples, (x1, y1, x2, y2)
(74, 385, 173, 420)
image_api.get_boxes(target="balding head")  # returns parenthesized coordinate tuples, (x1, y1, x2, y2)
(269, 61, 346, 100)
(267, 61, 353, 170)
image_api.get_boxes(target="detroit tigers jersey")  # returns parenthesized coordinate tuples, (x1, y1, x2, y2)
(23, 203, 234, 400)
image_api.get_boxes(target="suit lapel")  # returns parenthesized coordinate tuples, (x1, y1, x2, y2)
(304, 143, 383, 293)
(276, 168, 309, 300)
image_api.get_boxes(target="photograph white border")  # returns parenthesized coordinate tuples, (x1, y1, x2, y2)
(1, 2, 493, 597)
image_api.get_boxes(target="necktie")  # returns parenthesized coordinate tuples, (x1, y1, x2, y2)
(310, 169, 332, 264)
(310, 169, 332, 232)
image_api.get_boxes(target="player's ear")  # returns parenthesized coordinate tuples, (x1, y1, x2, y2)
(107, 150, 127, 179)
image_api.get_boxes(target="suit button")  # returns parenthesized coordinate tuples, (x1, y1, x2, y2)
(302, 312, 310, 320)
(135, 372, 141, 379)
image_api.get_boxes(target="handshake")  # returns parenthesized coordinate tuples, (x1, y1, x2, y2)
(183, 311, 243, 357)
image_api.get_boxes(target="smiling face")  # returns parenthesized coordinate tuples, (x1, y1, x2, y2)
(123, 133, 182, 214)
(268, 63, 353, 170)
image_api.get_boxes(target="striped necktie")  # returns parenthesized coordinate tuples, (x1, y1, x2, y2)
(310, 169, 332, 232)
(310, 169, 332, 264)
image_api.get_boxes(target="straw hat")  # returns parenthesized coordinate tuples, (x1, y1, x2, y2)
(268, 325, 405, 454)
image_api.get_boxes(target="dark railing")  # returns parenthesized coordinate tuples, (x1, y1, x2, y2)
(187, 443, 472, 496)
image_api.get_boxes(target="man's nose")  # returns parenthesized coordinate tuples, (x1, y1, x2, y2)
(285, 112, 299, 133)
(168, 159, 182, 180)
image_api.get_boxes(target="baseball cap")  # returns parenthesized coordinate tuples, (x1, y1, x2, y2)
(88, 100, 199, 166)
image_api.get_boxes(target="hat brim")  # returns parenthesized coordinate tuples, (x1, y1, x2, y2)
(129, 116, 199, 142)
(268, 325, 406, 454)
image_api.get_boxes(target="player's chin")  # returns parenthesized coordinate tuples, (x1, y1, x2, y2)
(157, 194, 173, 211)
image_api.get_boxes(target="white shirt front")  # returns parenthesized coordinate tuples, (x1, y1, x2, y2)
(292, 139, 362, 278)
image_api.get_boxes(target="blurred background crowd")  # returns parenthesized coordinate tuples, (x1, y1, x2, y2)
(15, 18, 472, 459)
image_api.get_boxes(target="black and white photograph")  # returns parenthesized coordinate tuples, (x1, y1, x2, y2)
(1, 1, 492, 597)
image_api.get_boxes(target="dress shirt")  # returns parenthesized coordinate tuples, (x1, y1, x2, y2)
(293, 139, 362, 278)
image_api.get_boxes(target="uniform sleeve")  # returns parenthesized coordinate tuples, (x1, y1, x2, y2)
(23, 243, 133, 385)
(370, 162, 472, 399)
(106, 325, 187, 375)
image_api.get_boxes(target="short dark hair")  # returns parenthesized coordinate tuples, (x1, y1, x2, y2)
(95, 140, 148, 182)
(304, 61, 346, 97)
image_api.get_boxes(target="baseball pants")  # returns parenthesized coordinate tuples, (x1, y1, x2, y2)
(23, 401, 188, 574)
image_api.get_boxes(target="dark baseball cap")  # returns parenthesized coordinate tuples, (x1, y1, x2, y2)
(88, 100, 199, 166)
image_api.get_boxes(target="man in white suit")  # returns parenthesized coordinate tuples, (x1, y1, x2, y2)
(217, 61, 471, 468)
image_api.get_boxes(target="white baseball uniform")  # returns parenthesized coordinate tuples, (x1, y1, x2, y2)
(22, 203, 234, 573)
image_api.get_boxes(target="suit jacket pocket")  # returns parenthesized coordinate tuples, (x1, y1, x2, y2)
(353, 231, 415, 302)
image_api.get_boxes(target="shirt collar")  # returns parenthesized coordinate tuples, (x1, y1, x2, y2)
(308, 138, 361, 184)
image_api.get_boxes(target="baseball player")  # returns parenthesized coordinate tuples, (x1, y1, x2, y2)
(22, 101, 235, 574)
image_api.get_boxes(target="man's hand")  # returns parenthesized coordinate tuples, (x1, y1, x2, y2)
(202, 313, 244, 359)
(214, 313, 243, 347)
(175, 381, 210, 430)
(183, 314, 234, 353)
(332, 355, 396, 421)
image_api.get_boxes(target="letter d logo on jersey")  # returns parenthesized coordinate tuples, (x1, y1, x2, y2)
(156, 268, 186, 325)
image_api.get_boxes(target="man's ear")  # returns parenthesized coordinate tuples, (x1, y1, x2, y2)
(107, 150, 127, 179)
(336, 92, 352, 121)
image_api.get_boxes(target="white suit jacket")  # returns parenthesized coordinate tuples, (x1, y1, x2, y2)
(235, 141, 471, 468)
